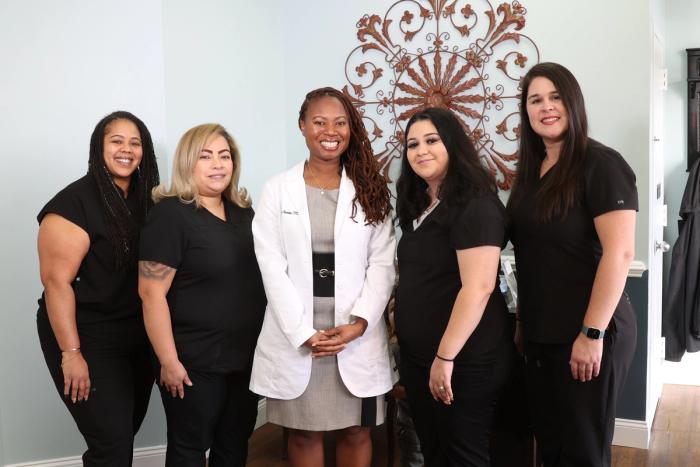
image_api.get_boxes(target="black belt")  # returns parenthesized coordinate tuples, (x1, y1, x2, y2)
(312, 252, 334, 297)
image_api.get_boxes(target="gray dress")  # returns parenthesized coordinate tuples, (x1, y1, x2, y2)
(266, 185, 385, 431)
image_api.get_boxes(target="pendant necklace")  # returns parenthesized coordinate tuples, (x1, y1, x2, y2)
(305, 161, 334, 195)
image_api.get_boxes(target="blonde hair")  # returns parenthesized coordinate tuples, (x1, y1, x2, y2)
(152, 123, 251, 208)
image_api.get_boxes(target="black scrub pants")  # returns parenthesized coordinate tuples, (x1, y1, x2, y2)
(159, 368, 258, 467)
(524, 300, 637, 467)
(400, 346, 510, 467)
(38, 315, 154, 467)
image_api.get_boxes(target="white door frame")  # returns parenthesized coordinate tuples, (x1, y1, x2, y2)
(646, 25, 666, 428)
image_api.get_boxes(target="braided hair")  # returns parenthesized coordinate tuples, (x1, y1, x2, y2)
(88, 111, 160, 269)
(298, 87, 391, 225)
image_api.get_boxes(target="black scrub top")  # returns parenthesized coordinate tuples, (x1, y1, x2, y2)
(36, 175, 141, 326)
(395, 192, 510, 369)
(510, 140, 639, 344)
(139, 197, 266, 373)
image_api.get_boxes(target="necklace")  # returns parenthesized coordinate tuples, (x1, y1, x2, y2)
(305, 161, 337, 195)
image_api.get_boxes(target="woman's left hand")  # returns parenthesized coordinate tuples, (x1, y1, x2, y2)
(429, 358, 454, 405)
(312, 319, 368, 357)
(569, 333, 604, 382)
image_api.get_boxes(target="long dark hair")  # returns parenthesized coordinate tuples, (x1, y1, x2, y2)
(507, 62, 589, 223)
(395, 107, 496, 229)
(298, 87, 391, 225)
(88, 111, 160, 269)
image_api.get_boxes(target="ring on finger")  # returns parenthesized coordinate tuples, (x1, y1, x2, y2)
(438, 386, 445, 391)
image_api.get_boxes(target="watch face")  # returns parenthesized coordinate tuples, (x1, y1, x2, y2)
(587, 328, 601, 339)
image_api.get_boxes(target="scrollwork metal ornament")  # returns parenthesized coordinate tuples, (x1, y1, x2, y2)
(343, 0, 540, 190)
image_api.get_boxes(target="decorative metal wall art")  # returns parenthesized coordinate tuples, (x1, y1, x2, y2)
(342, 0, 540, 190)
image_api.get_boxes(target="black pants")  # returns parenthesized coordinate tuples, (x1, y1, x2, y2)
(401, 347, 510, 467)
(524, 302, 637, 467)
(38, 315, 153, 467)
(159, 368, 258, 466)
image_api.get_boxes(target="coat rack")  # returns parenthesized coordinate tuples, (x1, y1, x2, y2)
(688, 48, 700, 170)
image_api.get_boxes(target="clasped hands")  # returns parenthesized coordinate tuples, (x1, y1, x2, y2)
(305, 318, 368, 358)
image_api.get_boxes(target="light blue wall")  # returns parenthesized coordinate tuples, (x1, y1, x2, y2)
(279, 1, 380, 168)
(524, 0, 652, 263)
(0, 0, 286, 464)
(0, 1, 169, 463)
(0, 0, 663, 464)
(281, 0, 652, 262)
(162, 0, 286, 202)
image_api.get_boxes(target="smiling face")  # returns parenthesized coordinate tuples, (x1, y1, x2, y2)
(192, 134, 233, 198)
(102, 119, 143, 191)
(406, 119, 449, 190)
(299, 96, 350, 164)
(526, 76, 569, 147)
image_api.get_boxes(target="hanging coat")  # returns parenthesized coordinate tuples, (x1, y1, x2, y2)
(664, 158, 700, 361)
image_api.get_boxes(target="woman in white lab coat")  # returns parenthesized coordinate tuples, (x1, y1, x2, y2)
(250, 87, 395, 467)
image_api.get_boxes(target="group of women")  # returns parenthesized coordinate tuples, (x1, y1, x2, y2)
(36, 62, 637, 467)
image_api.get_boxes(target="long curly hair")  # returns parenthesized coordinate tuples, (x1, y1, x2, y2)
(395, 107, 496, 229)
(298, 87, 391, 225)
(506, 62, 589, 223)
(88, 111, 160, 269)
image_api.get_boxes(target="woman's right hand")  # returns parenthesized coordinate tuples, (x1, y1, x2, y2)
(61, 351, 90, 403)
(159, 360, 192, 399)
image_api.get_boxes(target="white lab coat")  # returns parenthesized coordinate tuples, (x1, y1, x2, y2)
(250, 161, 396, 399)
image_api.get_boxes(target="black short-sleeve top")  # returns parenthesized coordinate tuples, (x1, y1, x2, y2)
(36, 175, 141, 325)
(395, 192, 510, 368)
(510, 140, 639, 344)
(139, 197, 266, 373)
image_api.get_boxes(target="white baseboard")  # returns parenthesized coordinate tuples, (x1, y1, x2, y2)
(612, 418, 650, 449)
(5, 399, 269, 467)
(4, 445, 167, 467)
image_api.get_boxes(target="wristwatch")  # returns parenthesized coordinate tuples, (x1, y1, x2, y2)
(581, 325, 607, 340)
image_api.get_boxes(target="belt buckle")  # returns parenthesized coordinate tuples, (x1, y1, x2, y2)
(317, 268, 333, 278)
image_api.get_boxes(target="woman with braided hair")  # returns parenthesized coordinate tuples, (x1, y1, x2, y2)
(250, 87, 396, 467)
(36, 111, 159, 466)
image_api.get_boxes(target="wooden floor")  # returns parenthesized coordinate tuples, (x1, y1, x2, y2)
(246, 384, 700, 466)
(611, 384, 700, 467)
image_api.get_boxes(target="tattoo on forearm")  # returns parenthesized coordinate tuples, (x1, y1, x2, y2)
(139, 261, 174, 280)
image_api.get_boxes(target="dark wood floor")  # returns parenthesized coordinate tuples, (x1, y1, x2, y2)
(611, 384, 700, 467)
(246, 384, 700, 466)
